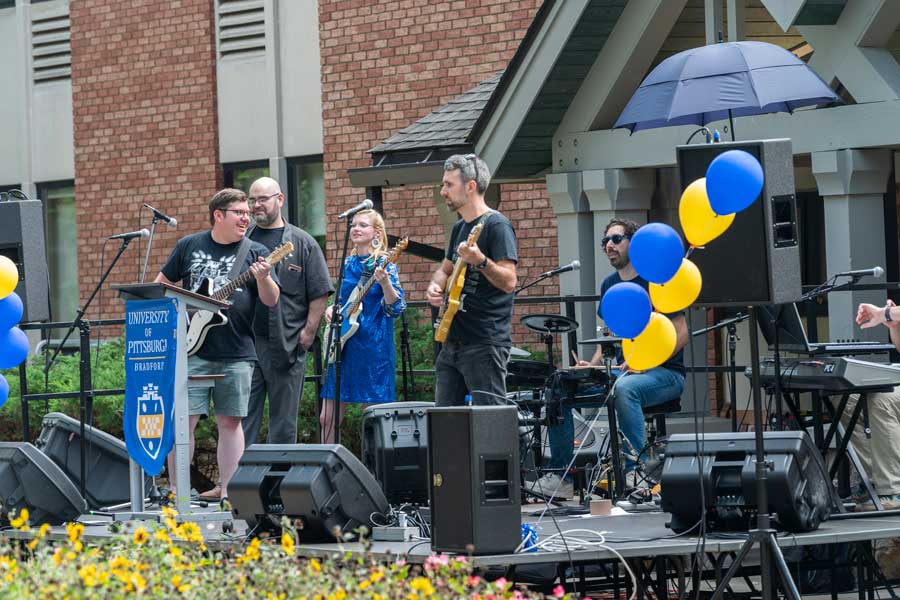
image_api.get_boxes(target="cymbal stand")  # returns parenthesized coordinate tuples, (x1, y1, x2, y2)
(599, 339, 624, 501)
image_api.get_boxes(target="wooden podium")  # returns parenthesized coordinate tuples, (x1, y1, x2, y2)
(115, 282, 230, 521)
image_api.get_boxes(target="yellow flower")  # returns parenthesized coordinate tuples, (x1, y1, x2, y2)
(327, 590, 346, 600)
(281, 533, 295, 556)
(52, 548, 64, 565)
(110, 556, 131, 570)
(370, 570, 385, 583)
(309, 558, 322, 573)
(66, 522, 84, 543)
(9, 508, 29, 529)
(358, 581, 371, 590)
(78, 564, 107, 587)
(154, 529, 172, 544)
(133, 526, 149, 545)
(172, 574, 190, 592)
(410, 577, 434, 596)
(161, 505, 178, 518)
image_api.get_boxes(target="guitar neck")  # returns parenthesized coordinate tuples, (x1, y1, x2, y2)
(214, 269, 252, 300)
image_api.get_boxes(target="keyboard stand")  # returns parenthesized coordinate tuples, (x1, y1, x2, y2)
(822, 392, 884, 510)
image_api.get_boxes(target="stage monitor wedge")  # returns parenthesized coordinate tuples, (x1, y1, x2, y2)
(35, 412, 152, 510)
(677, 139, 801, 307)
(660, 431, 836, 534)
(0, 442, 86, 526)
(229, 444, 390, 542)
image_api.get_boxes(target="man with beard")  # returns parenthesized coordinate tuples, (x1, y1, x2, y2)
(426, 154, 518, 406)
(529, 219, 687, 499)
(156, 188, 280, 501)
(243, 177, 333, 446)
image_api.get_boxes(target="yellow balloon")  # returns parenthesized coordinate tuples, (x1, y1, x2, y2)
(622, 313, 676, 371)
(679, 178, 735, 246)
(0, 255, 17, 299)
(649, 259, 702, 313)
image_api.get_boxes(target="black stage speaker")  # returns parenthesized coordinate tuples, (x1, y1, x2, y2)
(660, 431, 836, 533)
(428, 406, 520, 555)
(35, 412, 151, 510)
(362, 401, 431, 505)
(0, 200, 49, 322)
(0, 442, 86, 525)
(229, 444, 390, 541)
(676, 139, 801, 306)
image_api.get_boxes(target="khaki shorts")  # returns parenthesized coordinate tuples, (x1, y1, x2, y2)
(187, 356, 254, 418)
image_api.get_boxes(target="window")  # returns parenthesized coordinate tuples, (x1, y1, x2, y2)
(0, 1, 14, 9)
(38, 181, 78, 325)
(223, 161, 269, 195)
(287, 156, 325, 249)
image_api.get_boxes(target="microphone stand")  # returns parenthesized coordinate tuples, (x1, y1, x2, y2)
(321, 216, 354, 444)
(42, 235, 138, 503)
(140, 213, 164, 283)
(693, 312, 748, 432)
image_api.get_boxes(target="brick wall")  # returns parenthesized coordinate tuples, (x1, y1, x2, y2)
(70, 0, 221, 322)
(319, 0, 561, 350)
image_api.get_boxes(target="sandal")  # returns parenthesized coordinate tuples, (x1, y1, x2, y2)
(199, 484, 222, 500)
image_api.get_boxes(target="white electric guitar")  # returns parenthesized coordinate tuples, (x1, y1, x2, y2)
(185, 242, 294, 356)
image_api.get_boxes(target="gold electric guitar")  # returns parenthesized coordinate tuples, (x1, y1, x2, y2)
(434, 223, 484, 342)
(185, 242, 294, 356)
(326, 237, 409, 363)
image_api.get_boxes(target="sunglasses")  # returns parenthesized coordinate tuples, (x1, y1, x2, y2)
(601, 233, 629, 246)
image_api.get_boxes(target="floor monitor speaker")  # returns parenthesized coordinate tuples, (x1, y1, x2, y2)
(676, 139, 801, 306)
(229, 444, 390, 541)
(35, 412, 151, 510)
(661, 431, 836, 533)
(0, 442, 86, 525)
(428, 406, 520, 555)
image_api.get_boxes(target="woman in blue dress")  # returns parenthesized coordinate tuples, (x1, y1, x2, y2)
(320, 208, 406, 443)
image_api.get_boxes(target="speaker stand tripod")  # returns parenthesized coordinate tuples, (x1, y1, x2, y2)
(710, 307, 800, 600)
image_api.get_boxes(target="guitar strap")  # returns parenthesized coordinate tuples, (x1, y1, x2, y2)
(228, 236, 252, 281)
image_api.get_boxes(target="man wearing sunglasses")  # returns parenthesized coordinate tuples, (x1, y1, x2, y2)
(533, 218, 687, 499)
(155, 188, 280, 502)
(243, 177, 334, 448)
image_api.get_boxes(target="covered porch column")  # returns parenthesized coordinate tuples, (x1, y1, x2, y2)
(546, 171, 595, 362)
(812, 148, 892, 341)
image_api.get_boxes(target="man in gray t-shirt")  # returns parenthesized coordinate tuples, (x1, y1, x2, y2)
(244, 177, 333, 445)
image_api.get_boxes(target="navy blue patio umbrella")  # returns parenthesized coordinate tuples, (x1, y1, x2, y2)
(614, 41, 839, 136)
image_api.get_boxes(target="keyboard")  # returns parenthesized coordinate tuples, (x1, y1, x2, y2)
(755, 357, 900, 392)
(807, 340, 895, 356)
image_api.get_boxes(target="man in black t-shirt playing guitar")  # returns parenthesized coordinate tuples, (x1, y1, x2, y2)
(426, 154, 518, 406)
(155, 188, 280, 502)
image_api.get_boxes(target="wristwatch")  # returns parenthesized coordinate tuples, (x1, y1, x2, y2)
(474, 257, 488, 271)
(886, 305, 893, 322)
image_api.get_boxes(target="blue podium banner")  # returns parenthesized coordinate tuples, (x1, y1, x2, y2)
(124, 298, 177, 476)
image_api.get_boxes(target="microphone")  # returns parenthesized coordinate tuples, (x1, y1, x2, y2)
(109, 229, 150, 241)
(144, 203, 177, 227)
(835, 266, 884, 279)
(337, 199, 373, 219)
(540, 260, 581, 278)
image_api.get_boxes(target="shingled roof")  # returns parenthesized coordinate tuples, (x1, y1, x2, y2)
(369, 73, 503, 155)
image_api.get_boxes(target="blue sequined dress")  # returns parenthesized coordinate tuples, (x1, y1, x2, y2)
(321, 254, 406, 403)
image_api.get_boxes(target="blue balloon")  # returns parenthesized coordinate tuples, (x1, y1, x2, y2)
(0, 375, 7, 409)
(706, 150, 764, 215)
(600, 282, 652, 339)
(0, 327, 28, 369)
(0, 292, 23, 331)
(629, 223, 684, 284)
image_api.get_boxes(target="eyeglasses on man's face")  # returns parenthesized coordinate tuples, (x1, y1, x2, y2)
(248, 192, 279, 205)
(601, 233, 629, 246)
(223, 208, 252, 218)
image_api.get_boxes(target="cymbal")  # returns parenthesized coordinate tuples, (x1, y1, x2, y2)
(578, 336, 622, 345)
(521, 313, 579, 334)
(509, 346, 531, 358)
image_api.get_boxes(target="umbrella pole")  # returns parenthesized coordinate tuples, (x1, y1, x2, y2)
(728, 109, 736, 140)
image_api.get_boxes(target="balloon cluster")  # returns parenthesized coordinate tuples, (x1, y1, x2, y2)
(602, 150, 764, 371)
(0, 256, 29, 407)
